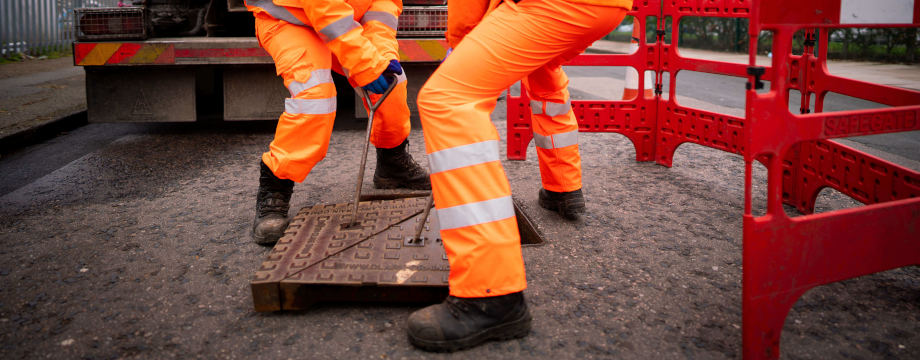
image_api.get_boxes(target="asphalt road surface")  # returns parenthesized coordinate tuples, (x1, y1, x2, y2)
(0, 68, 918, 359)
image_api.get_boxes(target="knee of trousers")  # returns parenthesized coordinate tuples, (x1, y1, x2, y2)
(416, 83, 479, 131)
(264, 81, 338, 182)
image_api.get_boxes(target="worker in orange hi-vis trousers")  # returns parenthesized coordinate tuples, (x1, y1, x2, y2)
(243, 0, 431, 245)
(408, 0, 630, 352)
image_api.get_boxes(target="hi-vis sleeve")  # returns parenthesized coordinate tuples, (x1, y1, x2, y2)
(361, 0, 401, 61)
(299, 0, 389, 87)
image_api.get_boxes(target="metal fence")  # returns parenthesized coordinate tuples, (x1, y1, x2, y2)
(1, 0, 122, 57)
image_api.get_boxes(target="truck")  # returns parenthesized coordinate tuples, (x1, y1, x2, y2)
(72, 0, 448, 123)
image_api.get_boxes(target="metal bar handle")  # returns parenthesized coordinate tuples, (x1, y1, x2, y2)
(349, 74, 399, 226)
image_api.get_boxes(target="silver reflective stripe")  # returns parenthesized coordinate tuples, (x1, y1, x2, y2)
(552, 130, 578, 148)
(437, 196, 515, 230)
(428, 140, 500, 174)
(319, 16, 360, 42)
(544, 99, 571, 116)
(360, 11, 398, 30)
(533, 132, 553, 149)
(284, 97, 336, 115)
(287, 69, 333, 96)
(533, 130, 578, 149)
(530, 100, 543, 115)
(245, 0, 305, 26)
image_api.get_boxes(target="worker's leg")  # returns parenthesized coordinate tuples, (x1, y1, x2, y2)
(420, 0, 626, 301)
(410, 0, 627, 351)
(524, 66, 586, 220)
(525, 66, 581, 193)
(257, 14, 337, 182)
(366, 75, 430, 190)
(251, 13, 337, 244)
(340, 60, 430, 189)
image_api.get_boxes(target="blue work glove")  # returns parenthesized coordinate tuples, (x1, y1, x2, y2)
(362, 60, 403, 94)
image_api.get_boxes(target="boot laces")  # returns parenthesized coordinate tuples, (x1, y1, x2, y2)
(445, 297, 473, 319)
(391, 151, 424, 176)
(257, 191, 290, 216)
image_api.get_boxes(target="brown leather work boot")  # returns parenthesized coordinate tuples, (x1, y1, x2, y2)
(538, 188, 586, 220)
(251, 161, 294, 245)
(407, 291, 532, 352)
(374, 139, 431, 190)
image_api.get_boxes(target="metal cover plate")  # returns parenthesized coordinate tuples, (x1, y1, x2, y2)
(251, 196, 544, 312)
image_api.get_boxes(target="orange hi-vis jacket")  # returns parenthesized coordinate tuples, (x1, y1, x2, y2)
(447, 0, 632, 47)
(245, 0, 401, 88)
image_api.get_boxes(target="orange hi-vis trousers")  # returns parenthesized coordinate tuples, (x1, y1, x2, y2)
(253, 12, 411, 182)
(417, 0, 627, 298)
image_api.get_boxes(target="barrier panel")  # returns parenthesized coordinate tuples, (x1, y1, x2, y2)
(506, 0, 766, 166)
(656, 0, 762, 166)
(506, 0, 661, 162)
(744, 1, 920, 358)
(506, 0, 919, 358)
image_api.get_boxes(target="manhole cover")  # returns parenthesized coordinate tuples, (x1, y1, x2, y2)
(251, 196, 544, 312)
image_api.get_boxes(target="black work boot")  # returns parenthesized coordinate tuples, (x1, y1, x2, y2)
(374, 139, 431, 190)
(538, 188, 586, 220)
(407, 291, 532, 352)
(252, 161, 294, 245)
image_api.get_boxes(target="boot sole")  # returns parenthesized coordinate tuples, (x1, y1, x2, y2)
(251, 218, 288, 246)
(251, 229, 282, 246)
(408, 312, 532, 352)
(373, 177, 432, 190)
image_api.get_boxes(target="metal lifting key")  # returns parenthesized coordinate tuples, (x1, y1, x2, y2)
(407, 194, 434, 245)
(348, 75, 399, 228)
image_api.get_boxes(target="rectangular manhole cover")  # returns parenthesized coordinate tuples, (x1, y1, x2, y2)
(251, 196, 544, 312)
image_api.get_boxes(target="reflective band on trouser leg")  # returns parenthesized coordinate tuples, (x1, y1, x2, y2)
(533, 120, 582, 192)
(254, 15, 337, 182)
(533, 128, 582, 192)
(264, 89, 337, 182)
(417, 0, 627, 298)
(544, 99, 571, 117)
(287, 69, 333, 97)
(365, 74, 411, 149)
(284, 97, 336, 115)
(527, 67, 582, 193)
(531, 129, 578, 150)
(424, 140, 525, 298)
(437, 196, 515, 231)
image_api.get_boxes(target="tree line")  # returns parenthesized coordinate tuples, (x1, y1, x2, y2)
(607, 17, 919, 64)
(681, 18, 918, 64)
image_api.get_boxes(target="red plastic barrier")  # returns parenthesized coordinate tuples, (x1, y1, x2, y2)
(505, 0, 661, 162)
(506, 0, 919, 359)
(655, 0, 762, 166)
(506, 0, 765, 165)
(744, 1, 920, 358)
(781, 27, 920, 214)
